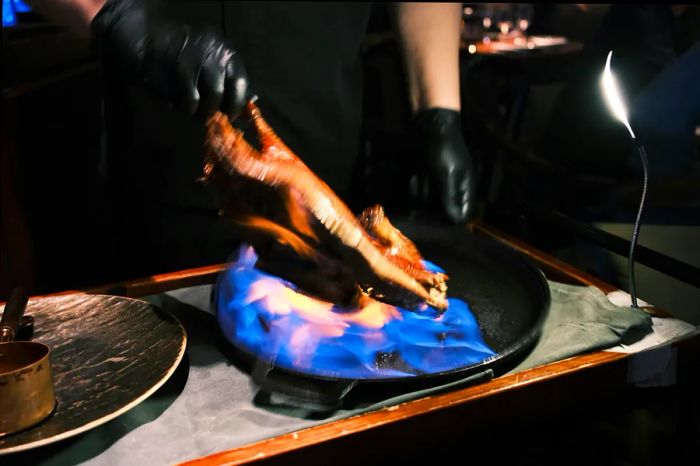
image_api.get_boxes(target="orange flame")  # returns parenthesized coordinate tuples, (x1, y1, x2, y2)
(238, 216, 317, 259)
(243, 264, 408, 368)
(245, 261, 404, 343)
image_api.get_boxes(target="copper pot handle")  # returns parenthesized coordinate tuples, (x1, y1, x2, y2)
(0, 288, 28, 343)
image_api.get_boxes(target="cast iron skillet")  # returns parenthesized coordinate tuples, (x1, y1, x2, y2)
(215, 221, 550, 410)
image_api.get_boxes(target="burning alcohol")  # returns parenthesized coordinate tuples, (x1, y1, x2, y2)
(216, 245, 495, 379)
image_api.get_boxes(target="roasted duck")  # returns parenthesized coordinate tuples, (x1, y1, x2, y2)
(204, 102, 448, 310)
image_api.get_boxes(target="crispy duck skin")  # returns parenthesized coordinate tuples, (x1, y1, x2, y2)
(204, 102, 448, 310)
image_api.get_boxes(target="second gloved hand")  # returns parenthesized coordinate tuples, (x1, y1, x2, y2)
(91, 0, 252, 118)
(413, 108, 477, 224)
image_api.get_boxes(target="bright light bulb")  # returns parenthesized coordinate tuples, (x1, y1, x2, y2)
(601, 51, 635, 139)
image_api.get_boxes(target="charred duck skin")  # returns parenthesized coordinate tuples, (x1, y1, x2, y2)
(205, 102, 448, 310)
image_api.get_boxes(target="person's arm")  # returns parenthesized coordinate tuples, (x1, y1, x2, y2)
(392, 3, 476, 224)
(392, 2, 462, 114)
(26, 0, 251, 119)
(25, 0, 105, 38)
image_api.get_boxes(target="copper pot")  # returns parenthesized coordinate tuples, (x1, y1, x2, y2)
(0, 289, 56, 437)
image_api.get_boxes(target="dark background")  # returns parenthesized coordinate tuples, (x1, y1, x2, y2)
(2, 3, 699, 314)
(1, 4, 699, 465)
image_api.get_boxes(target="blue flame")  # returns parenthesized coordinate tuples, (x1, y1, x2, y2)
(3, 0, 17, 27)
(3, 0, 31, 27)
(216, 246, 495, 379)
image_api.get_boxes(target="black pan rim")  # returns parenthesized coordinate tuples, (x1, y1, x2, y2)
(214, 227, 551, 386)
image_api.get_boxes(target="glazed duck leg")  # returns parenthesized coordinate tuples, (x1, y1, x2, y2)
(205, 102, 448, 310)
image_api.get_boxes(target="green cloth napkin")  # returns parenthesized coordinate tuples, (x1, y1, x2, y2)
(507, 281, 652, 374)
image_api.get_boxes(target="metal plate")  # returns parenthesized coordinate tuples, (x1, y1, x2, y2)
(0, 294, 186, 455)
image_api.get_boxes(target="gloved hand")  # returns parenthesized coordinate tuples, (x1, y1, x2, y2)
(412, 108, 477, 224)
(91, 0, 251, 118)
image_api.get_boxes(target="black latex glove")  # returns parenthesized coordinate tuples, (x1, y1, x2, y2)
(91, 0, 252, 118)
(412, 108, 477, 224)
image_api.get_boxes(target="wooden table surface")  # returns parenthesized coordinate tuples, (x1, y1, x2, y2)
(22, 221, 700, 466)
